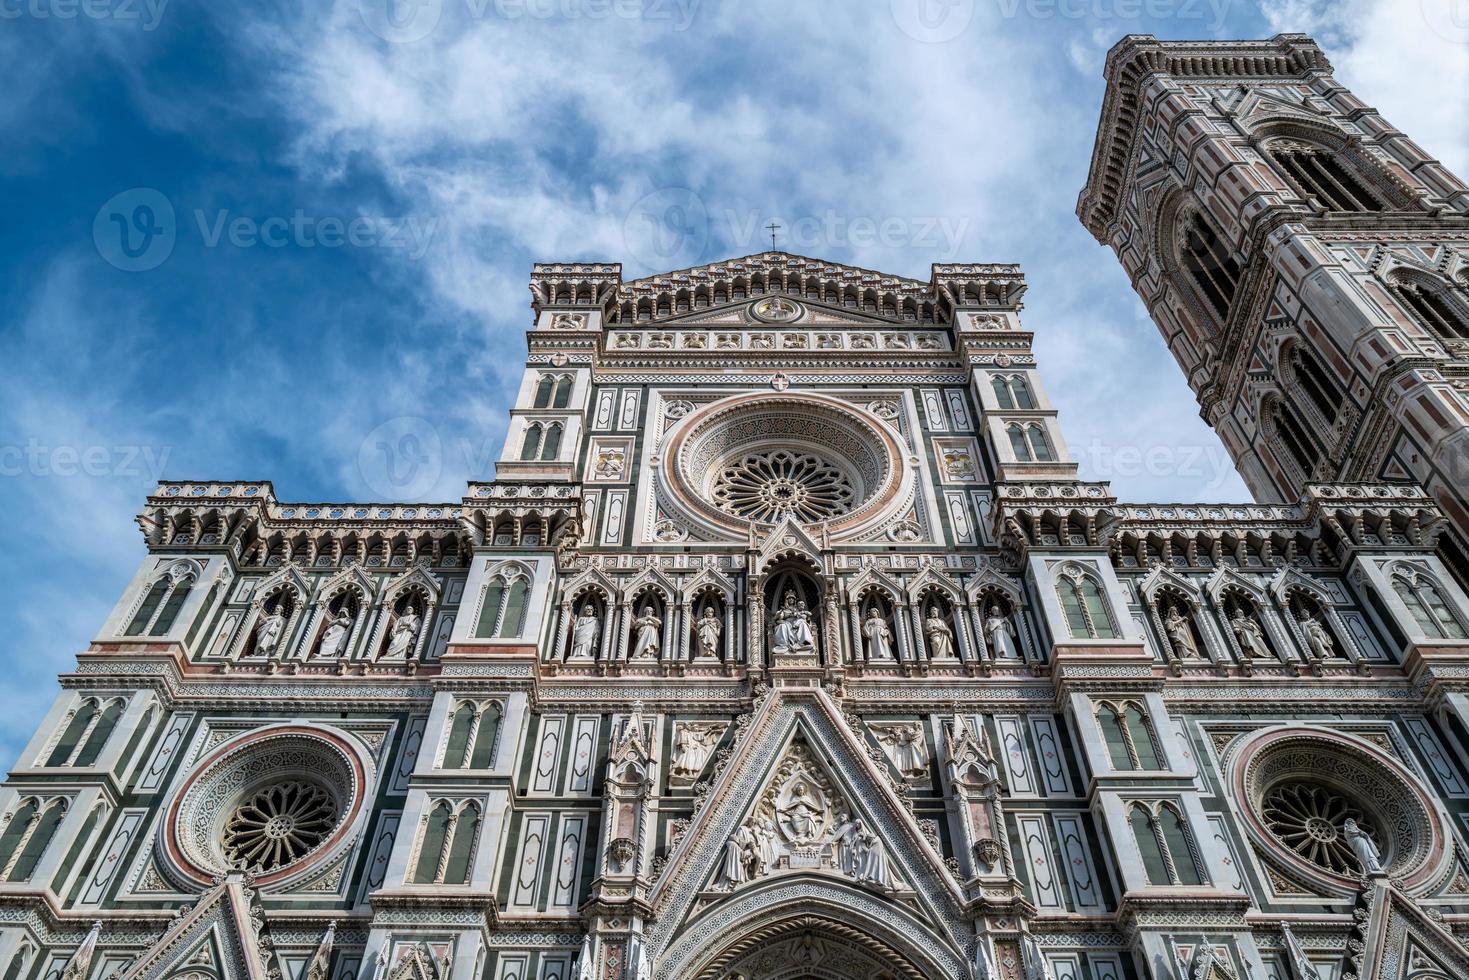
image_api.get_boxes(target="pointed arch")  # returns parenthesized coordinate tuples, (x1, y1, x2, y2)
(1388, 269, 1469, 342)
(520, 423, 544, 461)
(1389, 561, 1468, 639)
(540, 422, 563, 460)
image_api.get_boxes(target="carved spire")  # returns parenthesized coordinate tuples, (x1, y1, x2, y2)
(304, 922, 336, 980)
(61, 921, 102, 980)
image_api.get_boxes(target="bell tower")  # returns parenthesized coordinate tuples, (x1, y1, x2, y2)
(1078, 33, 1469, 580)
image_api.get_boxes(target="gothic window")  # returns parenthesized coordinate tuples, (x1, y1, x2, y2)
(474, 568, 530, 638)
(992, 376, 1014, 409)
(540, 422, 563, 461)
(533, 376, 555, 409)
(45, 698, 125, 767)
(1283, 343, 1342, 426)
(1392, 277, 1469, 341)
(1099, 701, 1162, 771)
(520, 423, 543, 461)
(1391, 566, 1468, 639)
(991, 375, 1035, 410)
(1266, 397, 1320, 480)
(553, 376, 573, 408)
(1006, 423, 1053, 463)
(1129, 802, 1204, 886)
(412, 800, 479, 885)
(0, 797, 67, 882)
(1271, 143, 1386, 213)
(1058, 570, 1118, 639)
(125, 564, 197, 636)
(0, 947, 30, 980)
(1179, 212, 1243, 321)
(443, 701, 502, 769)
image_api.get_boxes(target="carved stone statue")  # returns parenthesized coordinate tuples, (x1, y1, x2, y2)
(670, 723, 720, 782)
(772, 591, 815, 652)
(385, 608, 421, 659)
(255, 607, 286, 657)
(749, 816, 778, 877)
(632, 605, 661, 660)
(570, 604, 599, 660)
(985, 605, 1018, 660)
(695, 605, 723, 659)
(318, 608, 352, 659)
(862, 608, 894, 660)
(1229, 606, 1271, 660)
(874, 724, 930, 779)
(851, 820, 896, 891)
(1163, 605, 1199, 659)
(1300, 611, 1336, 660)
(924, 606, 956, 659)
(720, 823, 755, 888)
(1343, 818, 1383, 874)
(778, 779, 825, 843)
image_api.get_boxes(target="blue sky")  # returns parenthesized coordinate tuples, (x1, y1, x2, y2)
(0, 0, 1466, 768)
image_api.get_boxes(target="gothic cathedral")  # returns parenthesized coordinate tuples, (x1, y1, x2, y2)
(5, 33, 1469, 980)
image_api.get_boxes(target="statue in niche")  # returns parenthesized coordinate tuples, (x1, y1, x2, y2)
(875, 724, 930, 779)
(1163, 605, 1199, 659)
(984, 604, 1019, 660)
(1228, 604, 1272, 660)
(385, 606, 421, 659)
(862, 607, 894, 660)
(1343, 818, 1384, 873)
(772, 591, 815, 652)
(632, 605, 662, 660)
(670, 723, 720, 782)
(924, 606, 956, 659)
(255, 606, 286, 658)
(1299, 609, 1336, 660)
(695, 605, 723, 659)
(318, 607, 353, 659)
(569, 604, 599, 660)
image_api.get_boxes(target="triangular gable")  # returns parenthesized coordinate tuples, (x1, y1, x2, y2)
(382, 565, 442, 603)
(848, 566, 905, 603)
(316, 564, 376, 603)
(1269, 567, 1334, 607)
(1358, 877, 1469, 979)
(1204, 566, 1268, 605)
(254, 563, 309, 603)
(561, 567, 618, 604)
(753, 518, 825, 570)
(623, 565, 678, 602)
(621, 250, 930, 296)
(645, 689, 968, 976)
(683, 566, 738, 601)
(905, 566, 964, 604)
(965, 566, 1024, 606)
(119, 874, 277, 980)
(1139, 565, 1203, 606)
(654, 296, 895, 328)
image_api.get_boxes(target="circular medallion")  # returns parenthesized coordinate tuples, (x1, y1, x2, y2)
(750, 296, 803, 323)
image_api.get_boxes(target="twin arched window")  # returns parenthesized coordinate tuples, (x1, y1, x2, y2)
(1283, 343, 1341, 427)
(1179, 212, 1243, 322)
(1128, 802, 1205, 886)
(0, 797, 68, 882)
(1058, 570, 1118, 639)
(411, 800, 480, 885)
(991, 374, 1035, 410)
(475, 569, 530, 638)
(533, 374, 574, 409)
(1006, 423, 1055, 463)
(45, 698, 125, 767)
(1270, 142, 1386, 213)
(1391, 276, 1469, 342)
(1099, 701, 1162, 770)
(1266, 397, 1320, 481)
(1391, 566, 1468, 639)
(443, 700, 502, 769)
(520, 422, 563, 461)
(125, 565, 197, 636)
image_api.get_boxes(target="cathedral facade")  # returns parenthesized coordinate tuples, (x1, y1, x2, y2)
(4, 33, 1469, 980)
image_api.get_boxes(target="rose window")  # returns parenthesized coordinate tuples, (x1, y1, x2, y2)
(222, 780, 340, 873)
(711, 449, 857, 523)
(1261, 780, 1377, 875)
